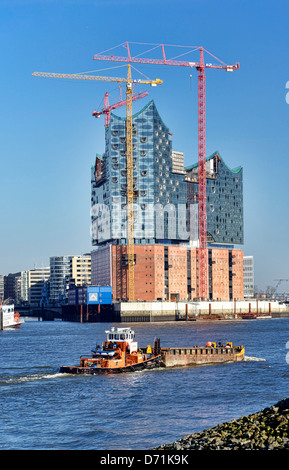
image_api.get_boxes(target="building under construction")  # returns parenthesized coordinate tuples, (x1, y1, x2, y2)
(91, 100, 244, 302)
(32, 43, 242, 306)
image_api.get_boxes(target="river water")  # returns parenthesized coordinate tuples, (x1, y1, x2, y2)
(1, 317, 289, 450)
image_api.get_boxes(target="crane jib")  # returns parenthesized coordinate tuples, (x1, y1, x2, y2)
(32, 72, 163, 86)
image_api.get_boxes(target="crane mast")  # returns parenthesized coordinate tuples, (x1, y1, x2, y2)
(32, 65, 162, 301)
(126, 65, 134, 301)
(197, 47, 207, 299)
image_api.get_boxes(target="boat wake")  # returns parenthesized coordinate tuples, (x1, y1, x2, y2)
(244, 356, 266, 362)
(0, 372, 64, 386)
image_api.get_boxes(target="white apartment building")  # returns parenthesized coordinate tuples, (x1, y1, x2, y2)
(21, 267, 50, 307)
(71, 255, 91, 287)
(243, 256, 254, 298)
(0, 275, 4, 301)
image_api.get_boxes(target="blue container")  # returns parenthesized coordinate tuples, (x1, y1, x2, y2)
(86, 286, 112, 305)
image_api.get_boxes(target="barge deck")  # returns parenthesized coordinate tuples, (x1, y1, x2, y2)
(161, 343, 245, 368)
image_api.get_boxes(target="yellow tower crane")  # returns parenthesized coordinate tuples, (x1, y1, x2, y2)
(32, 65, 163, 301)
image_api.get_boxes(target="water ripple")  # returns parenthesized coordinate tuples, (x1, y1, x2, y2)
(1, 318, 289, 449)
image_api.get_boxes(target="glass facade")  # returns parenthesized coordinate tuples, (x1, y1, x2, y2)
(91, 100, 188, 246)
(91, 103, 243, 249)
(186, 152, 244, 246)
(49, 256, 74, 302)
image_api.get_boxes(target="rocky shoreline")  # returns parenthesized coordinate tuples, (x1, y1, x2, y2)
(155, 398, 289, 450)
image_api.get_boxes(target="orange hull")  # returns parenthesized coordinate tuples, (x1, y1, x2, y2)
(60, 327, 162, 375)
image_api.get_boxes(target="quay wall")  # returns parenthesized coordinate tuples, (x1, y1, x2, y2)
(115, 300, 288, 322)
(61, 300, 288, 323)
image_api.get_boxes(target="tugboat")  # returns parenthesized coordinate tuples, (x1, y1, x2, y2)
(59, 327, 162, 375)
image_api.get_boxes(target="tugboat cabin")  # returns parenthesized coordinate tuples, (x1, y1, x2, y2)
(103, 327, 138, 354)
(106, 327, 135, 343)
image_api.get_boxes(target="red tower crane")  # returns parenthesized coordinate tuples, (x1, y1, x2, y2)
(93, 89, 149, 129)
(93, 42, 239, 299)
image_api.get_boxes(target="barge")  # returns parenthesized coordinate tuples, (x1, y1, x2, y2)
(60, 328, 245, 375)
(161, 342, 245, 368)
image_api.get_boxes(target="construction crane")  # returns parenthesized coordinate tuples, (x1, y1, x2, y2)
(32, 65, 162, 301)
(273, 279, 289, 296)
(92, 89, 149, 129)
(93, 42, 239, 300)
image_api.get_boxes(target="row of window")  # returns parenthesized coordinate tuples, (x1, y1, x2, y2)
(111, 146, 148, 154)
(111, 134, 148, 144)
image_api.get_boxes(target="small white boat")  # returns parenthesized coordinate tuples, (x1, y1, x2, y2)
(1, 304, 24, 329)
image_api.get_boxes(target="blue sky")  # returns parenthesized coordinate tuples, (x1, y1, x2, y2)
(1, 0, 289, 292)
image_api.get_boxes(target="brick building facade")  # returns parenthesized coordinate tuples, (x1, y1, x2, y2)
(92, 245, 243, 301)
